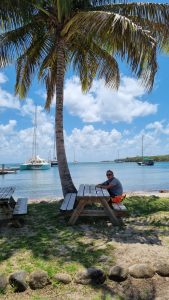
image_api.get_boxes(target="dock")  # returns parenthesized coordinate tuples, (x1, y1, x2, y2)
(0, 164, 18, 175)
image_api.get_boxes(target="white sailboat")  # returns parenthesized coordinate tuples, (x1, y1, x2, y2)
(20, 106, 50, 170)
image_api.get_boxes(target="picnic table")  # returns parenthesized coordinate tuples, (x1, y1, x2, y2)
(60, 184, 128, 225)
(0, 186, 28, 221)
(0, 186, 16, 220)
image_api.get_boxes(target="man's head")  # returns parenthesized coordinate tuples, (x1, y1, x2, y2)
(106, 170, 114, 179)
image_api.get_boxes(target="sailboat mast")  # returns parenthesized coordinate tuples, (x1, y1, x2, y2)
(32, 106, 37, 160)
(35, 106, 37, 159)
(53, 131, 56, 159)
(141, 135, 144, 161)
(73, 148, 75, 163)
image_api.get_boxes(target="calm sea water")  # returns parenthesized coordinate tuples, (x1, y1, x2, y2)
(0, 162, 169, 199)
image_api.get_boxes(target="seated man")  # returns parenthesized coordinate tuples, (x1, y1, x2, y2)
(96, 170, 125, 203)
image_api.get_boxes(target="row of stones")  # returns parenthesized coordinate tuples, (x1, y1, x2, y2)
(0, 262, 169, 293)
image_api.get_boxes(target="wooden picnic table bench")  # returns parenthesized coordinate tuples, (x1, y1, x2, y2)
(60, 184, 128, 225)
(0, 186, 28, 221)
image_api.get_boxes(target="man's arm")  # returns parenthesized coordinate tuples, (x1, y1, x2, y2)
(96, 182, 114, 190)
(96, 184, 113, 189)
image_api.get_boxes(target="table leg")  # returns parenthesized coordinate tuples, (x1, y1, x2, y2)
(68, 199, 86, 225)
(100, 198, 119, 225)
(9, 196, 16, 209)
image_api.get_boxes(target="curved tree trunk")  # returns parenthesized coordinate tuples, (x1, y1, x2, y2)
(55, 39, 77, 197)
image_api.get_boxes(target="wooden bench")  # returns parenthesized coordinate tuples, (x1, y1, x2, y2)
(112, 203, 128, 217)
(13, 198, 28, 215)
(60, 193, 77, 211)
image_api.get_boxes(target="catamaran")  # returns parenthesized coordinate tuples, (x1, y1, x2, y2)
(20, 106, 50, 170)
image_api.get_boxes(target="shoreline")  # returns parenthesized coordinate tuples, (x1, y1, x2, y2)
(28, 190, 169, 203)
(126, 190, 169, 198)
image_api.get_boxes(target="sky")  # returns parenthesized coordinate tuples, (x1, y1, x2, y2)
(1, 4, 169, 163)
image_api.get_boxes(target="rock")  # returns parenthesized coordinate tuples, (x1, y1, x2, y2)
(109, 266, 128, 282)
(155, 262, 169, 277)
(9, 271, 28, 292)
(0, 274, 8, 290)
(29, 270, 50, 290)
(75, 268, 106, 285)
(53, 273, 72, 284)
(129, 264, 155, 278)
(98, 255, 109, 263)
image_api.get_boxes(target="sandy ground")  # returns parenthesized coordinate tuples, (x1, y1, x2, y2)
(126, 190, 169, 198)
(28, 190, 169, 203)
(20, 192, 169, 299)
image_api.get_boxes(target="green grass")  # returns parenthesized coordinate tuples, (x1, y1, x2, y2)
(0, 196, 169, 299)
(124, 195, 169, 216)
(0, 201, 116, 277)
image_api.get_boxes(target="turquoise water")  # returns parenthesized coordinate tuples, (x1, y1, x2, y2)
(0, 162, 169, 199)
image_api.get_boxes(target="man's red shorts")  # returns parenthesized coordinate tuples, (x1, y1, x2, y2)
(111, 194, 126, 203)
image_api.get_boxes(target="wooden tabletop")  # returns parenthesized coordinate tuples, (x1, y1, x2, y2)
(77, 184, 110, 198)
(68, 184, 119, 225)
(0, 186, 15, 201)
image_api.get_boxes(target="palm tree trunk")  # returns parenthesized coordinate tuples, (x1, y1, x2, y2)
(55, 39, 77, 197)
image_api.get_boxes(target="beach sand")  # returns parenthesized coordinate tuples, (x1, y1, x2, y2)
(7, 191, 169, 299)
(127, 190, 169, 198)
(28, 190, 169, 203)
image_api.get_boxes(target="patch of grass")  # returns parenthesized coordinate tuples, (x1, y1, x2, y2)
(1, 197, 169, 299)
(124, 196, 169, 216)
(0, 201, 115, 278)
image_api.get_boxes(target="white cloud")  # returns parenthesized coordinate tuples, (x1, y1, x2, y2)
(0, 120, 16, 134)
(0, 72, 167, 163)
(146, 121, 169, 135)
(64, 76, 157, 123)
(0, 99, 54, 162)
(0, 73, 8, 84)
(0, 87, 21, 109)
(67, 125, 121, 149)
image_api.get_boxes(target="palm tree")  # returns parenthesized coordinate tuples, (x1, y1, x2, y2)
(0, 0, 169, 196)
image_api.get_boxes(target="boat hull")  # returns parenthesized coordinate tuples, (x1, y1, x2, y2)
(20, 163, 50, 170)
(137, 161, 154, 166)
(51, 160, 58, 167)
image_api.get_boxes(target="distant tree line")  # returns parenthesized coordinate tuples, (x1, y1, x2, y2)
(115, 155, 169, 162)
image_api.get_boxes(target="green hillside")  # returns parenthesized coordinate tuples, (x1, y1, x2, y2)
(115, 154, 169, 162)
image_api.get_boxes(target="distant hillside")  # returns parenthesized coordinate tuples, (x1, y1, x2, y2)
(115, 155, 169, 162)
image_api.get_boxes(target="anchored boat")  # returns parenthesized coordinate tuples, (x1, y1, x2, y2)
(20, 106, 50, 171)
(20, 155, 50, 170)
(137, 135, 154, 166)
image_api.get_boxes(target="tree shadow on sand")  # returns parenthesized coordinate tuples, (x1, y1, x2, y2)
(0, 197, 168, 299)
(0, 197, 169, 262)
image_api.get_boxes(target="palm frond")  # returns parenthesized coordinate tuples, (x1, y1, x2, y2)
(0, 23, 34, 67)
(15, 32, 52, 98)
(0, 0, 35, 31)
(44, 68, 56, 110)
(96, 2, 169, 25)
(63, 10, 157, 90)
(70, 35, 120, 91)
(95, 2, 169, 48)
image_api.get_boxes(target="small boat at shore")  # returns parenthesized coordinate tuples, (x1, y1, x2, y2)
(0, 170, 16, 175)
(0, 164, 18, 174)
